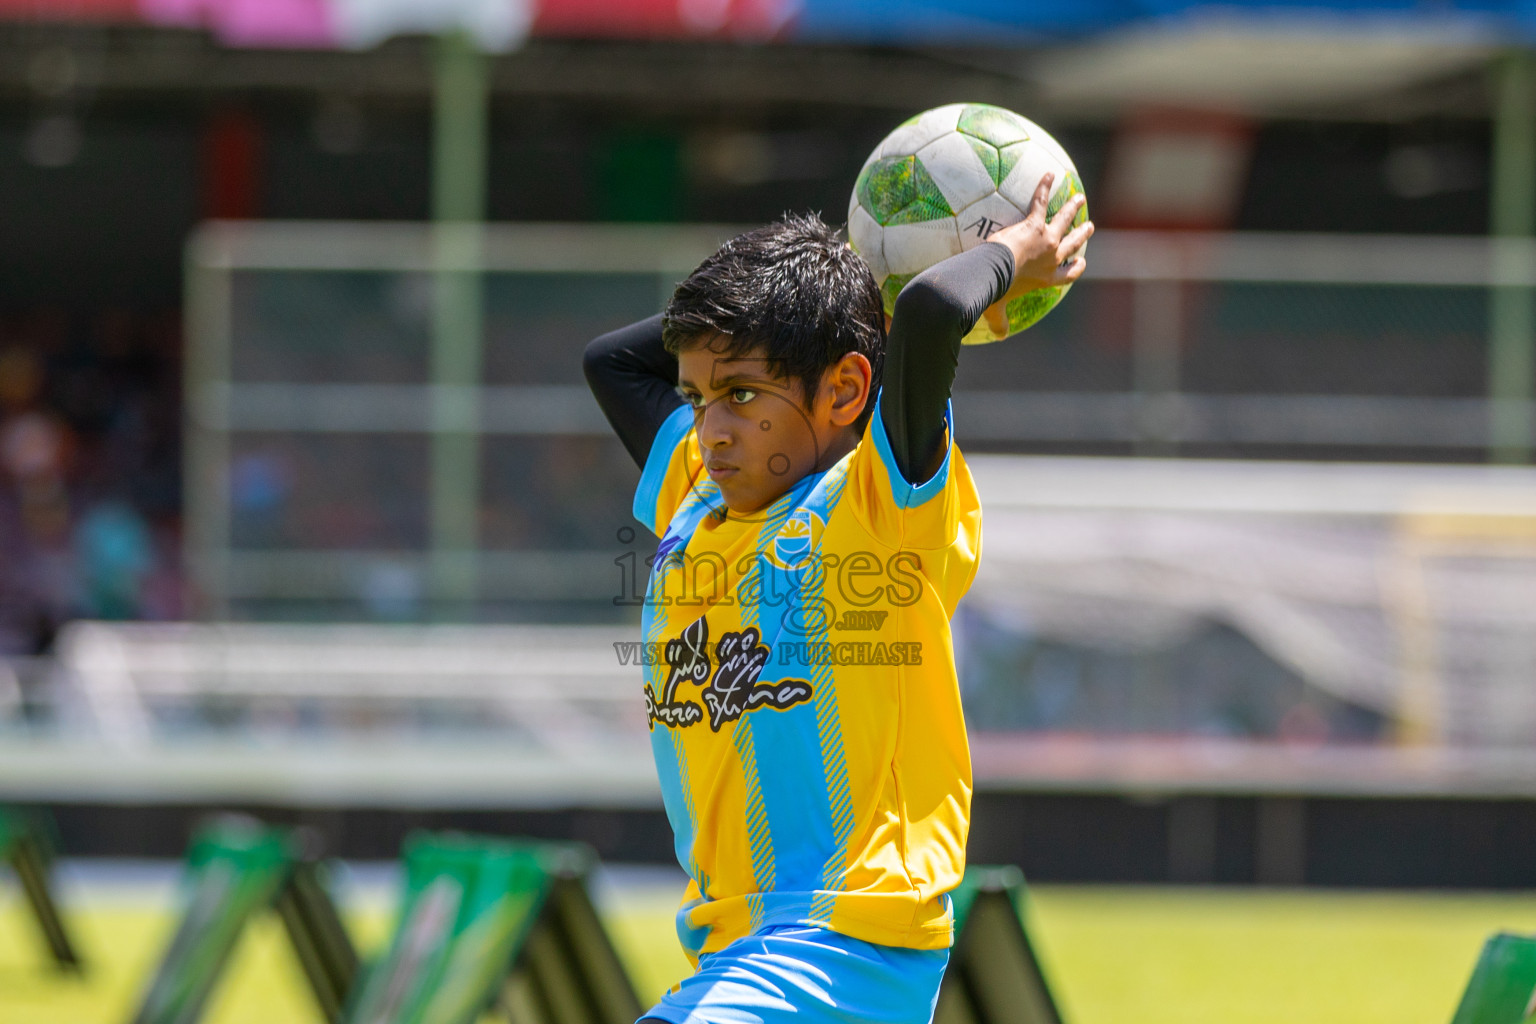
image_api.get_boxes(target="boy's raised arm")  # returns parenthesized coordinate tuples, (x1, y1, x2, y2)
(583, 314, 685, 468)
(881, 244, 1014, 485)
(881, 173, 1092, 485)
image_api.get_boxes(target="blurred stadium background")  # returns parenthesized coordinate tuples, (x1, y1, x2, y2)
(5, 1, 1536, 1021)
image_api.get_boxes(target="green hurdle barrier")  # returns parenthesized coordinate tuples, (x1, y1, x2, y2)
(277, 844, 365, 1022)
(934, 865, 1065, 1024)
(1449, 933, 1536, 1024)
(0, 806, 83, 972)
(129, 815, 358, 1024)
(343, 832, 642, 1024)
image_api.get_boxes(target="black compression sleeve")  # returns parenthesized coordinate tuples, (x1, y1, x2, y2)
(881, 241, 1014, 484)
(583, 314, 684, 468)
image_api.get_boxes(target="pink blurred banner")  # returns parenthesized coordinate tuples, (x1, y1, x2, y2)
(534, 0, 794, 38)
(140, 0, 334, 47)
(0, 0, 797, 45)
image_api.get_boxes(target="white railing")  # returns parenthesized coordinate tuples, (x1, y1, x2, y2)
(52, 620, 641, 748)
(967, 454, 1536, 751)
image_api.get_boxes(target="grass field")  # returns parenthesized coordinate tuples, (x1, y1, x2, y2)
(1, 878, 1533, 1024)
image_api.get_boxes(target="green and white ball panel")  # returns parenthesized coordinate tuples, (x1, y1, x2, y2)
(846, 204, 888, 281)
(881, 218, 963, 277)
(853, 153, 954, 227)
(876, 103, 966, 161)
(996, 143, 1069, 213)
(915, 133, 998, 213)
(1026, 124, 1075, 180)
(955, 104, 1033, 149)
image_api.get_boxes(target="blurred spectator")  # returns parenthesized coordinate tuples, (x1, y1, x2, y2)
(2, 410, 74, 538)
(0, 412, 75, 653)
(73, 500, 154, 620)
(0, 308, 182, 648)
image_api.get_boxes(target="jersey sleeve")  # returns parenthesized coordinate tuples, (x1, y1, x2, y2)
(632, 404, 703, 537)
(846, 389, 981, 615)
(846, 386, 975, 553)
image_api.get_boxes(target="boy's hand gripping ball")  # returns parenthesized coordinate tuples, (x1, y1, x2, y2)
(848, 103, 1089, 344)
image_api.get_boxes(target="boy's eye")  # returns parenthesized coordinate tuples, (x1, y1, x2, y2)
(676, 388, 705, 409)
(730, 388, 757, 404)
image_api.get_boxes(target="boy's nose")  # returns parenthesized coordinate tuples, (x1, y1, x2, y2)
(698, 401, 733, 447)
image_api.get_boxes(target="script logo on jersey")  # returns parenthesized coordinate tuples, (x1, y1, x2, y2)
(769, 509, 823, 570)
(847, 102, 1088, 345)
(646, 616, 812, 733)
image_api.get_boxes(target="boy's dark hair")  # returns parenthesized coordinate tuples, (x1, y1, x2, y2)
(663, 213, 885, 423)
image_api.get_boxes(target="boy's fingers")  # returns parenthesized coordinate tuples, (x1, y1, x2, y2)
(1055, 255, 1087, 285)
(1047, 193, 1086, 238)
(1055, 219, 1095, 261)
(1027, 172, 1055, 221)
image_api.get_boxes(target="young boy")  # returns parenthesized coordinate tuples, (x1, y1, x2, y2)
(584, 174, 1091, 1024)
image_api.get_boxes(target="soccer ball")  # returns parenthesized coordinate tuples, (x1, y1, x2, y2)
(847, 102, 1088, 345)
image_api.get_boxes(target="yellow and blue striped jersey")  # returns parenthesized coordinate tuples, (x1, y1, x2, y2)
(632, 392, 980, 962)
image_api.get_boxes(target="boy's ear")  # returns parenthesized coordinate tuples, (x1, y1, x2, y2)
(823, 352, 873, 428)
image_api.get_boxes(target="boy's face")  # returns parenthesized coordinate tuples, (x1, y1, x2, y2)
(675, 336, 870, 515)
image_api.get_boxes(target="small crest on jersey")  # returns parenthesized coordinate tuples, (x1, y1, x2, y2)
(769, 509, 823, 570)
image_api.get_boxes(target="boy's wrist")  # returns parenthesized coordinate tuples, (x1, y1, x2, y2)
(981, 239, 1016, 272)
(978, 240, 1018, 299)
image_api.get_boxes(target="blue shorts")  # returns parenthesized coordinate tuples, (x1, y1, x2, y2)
(641, 925, 950, 1024)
